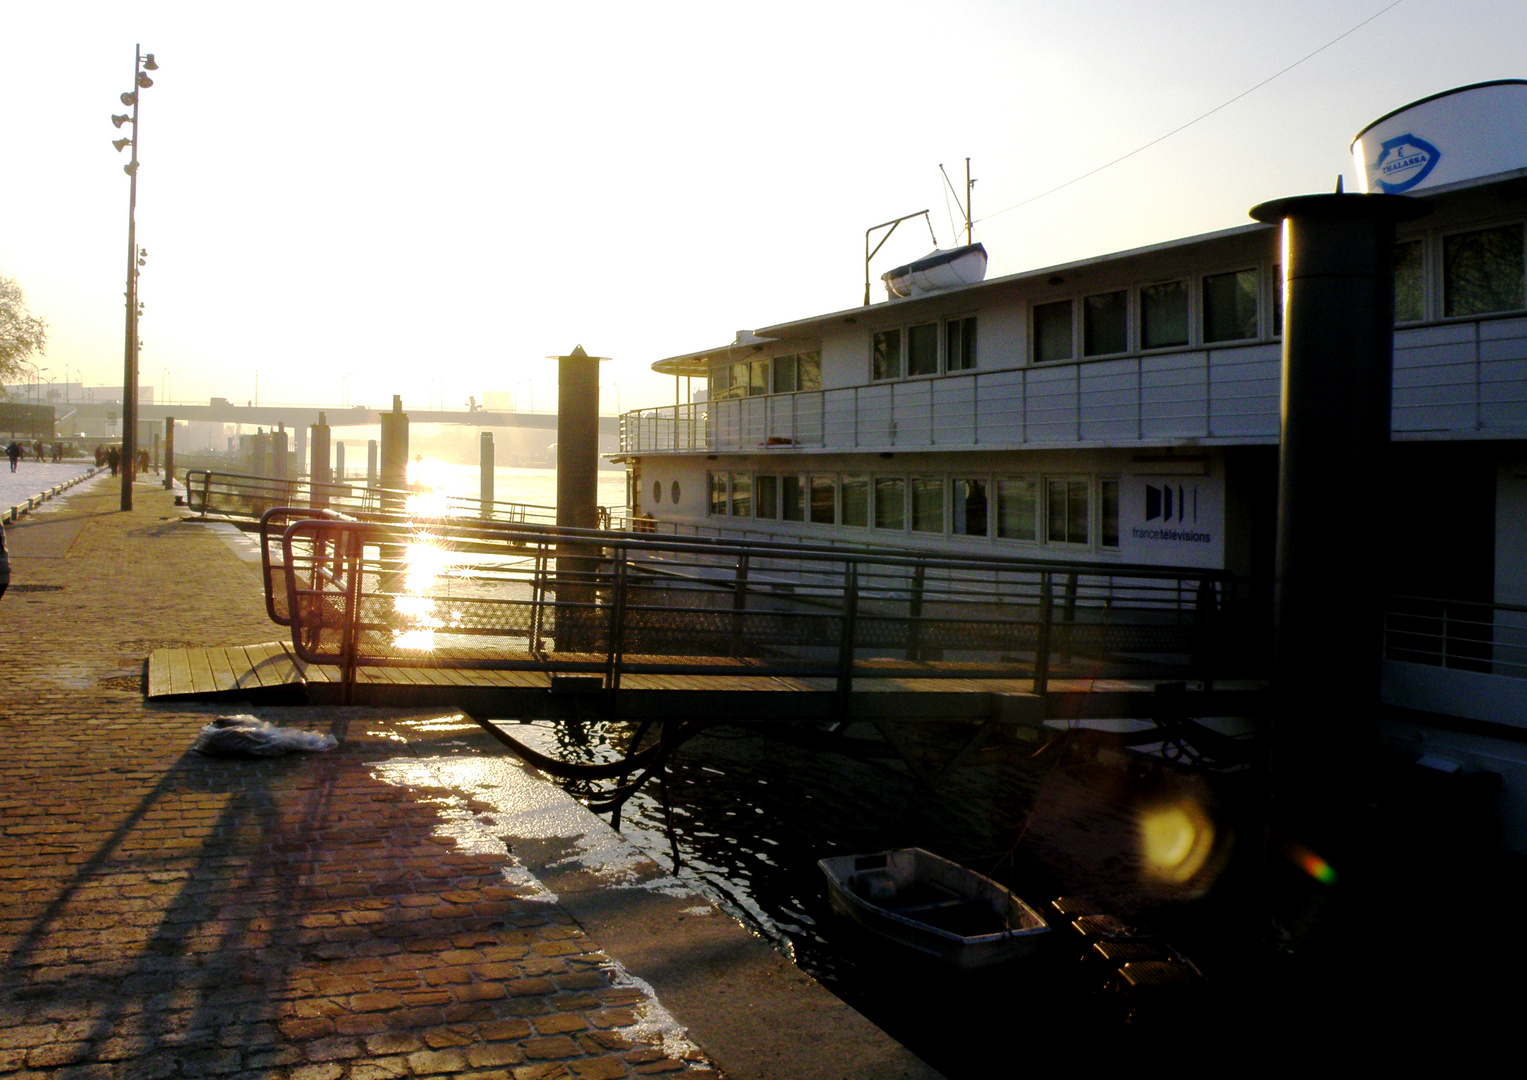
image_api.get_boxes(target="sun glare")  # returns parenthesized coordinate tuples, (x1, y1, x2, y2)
(1138, 800, 1216, 886)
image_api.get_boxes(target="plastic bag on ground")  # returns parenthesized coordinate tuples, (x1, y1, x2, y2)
(191, 714, 338, 757)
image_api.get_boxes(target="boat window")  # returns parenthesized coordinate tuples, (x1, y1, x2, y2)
(782, 475, 806, 522)
(841, 476, 870, 527)
(907, 323, 939, 377)
(1100, 479, 1120, 548)
(729, 361, 749, 399)
(773, 354, 797, 393)
(873, 330, 903, 380)
(1203, 269, 1258, 343)
(729, 472, 752, 517)
(1046, 479, 1091, 545)
(1032, 300, 1073, 363)
(1394, 240, 1424, 323)
(652, 480, 662, 505)
(671, 480, 681, 506)
(996, 477, 1037, 542)
(709, 472, 728, 516)
(1444, 223, 1524, 317)
(810, 475, 837, 524)
(749, 359, 770, 396)
(952, 479, 988, 537)
(1141, 280, 1189, 349)
(1083, 291, 1128, 356)
(945, 316, 977, 372)
(874, 477, 905, 530)
(911, 476, 944, 533)
(711, 364, 732, 399)
(755, 475, 777, 519)
(798, 352, 822, 391)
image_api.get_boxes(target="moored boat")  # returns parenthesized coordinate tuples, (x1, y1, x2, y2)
(818, 847, 1048, 969)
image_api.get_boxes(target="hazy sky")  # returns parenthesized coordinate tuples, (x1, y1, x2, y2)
(3, 0, 1523, 416)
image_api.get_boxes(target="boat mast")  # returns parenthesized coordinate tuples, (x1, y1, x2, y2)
(940, 159, 975, 246)
(965, 157, 973, 245)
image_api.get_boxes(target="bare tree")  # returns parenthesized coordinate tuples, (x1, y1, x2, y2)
(0, 276, 48, 395)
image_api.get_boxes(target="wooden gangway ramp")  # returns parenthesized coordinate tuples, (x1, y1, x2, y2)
(146, 643, 1070, 723)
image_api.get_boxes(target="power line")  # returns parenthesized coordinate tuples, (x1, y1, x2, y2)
(975, 0, 1406, 225)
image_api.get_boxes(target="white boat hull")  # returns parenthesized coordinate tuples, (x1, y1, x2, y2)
(818, 847, 1048, 969)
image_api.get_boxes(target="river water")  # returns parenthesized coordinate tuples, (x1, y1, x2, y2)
(417, 456, 1245, 1073)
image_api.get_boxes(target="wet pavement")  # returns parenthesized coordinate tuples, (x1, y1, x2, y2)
(0, 476, 936, 1080)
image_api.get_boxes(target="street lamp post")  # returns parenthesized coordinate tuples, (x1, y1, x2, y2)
(111, 44, 157, 510)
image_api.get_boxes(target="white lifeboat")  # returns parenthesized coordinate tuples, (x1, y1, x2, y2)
(882, 242, 988, 299)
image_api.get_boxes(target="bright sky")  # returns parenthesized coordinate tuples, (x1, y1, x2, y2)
(3, 0, 1523, 417)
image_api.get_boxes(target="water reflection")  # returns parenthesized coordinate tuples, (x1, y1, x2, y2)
(391, 534, 449, 650)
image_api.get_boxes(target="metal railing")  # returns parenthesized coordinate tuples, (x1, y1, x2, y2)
(1384, 594, 1527, 680)
(620, 314, 1527, 454)
(260, 509, 1237, 703)
(186, 468, 558, 527)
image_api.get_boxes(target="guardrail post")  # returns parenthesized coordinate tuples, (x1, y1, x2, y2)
(1034, 572, 1053, 697)
(1060, 571, 1078, 663)
(339, 528, 363, 706)
(729, 554, 751, 657)
(836, 560, 859, 700)
(607, 545, 629, 692)
(906, 563, 926, 661)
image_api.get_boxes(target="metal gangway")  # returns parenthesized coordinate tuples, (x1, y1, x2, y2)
(258, 507, 1240, 707)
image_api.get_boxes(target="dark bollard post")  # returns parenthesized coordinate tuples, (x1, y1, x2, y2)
(335, 440, 346, 484)
(311, 412, 332, 509)
(1249, 190, 1428, 856)
(272, 424, 289, 482)
(379, 396, 408, 512)
(162, 416, 174, 490)
(553, 346, 610, 653)
(366, 440, 378, 490)
(250, 430, 267, 477)
(480, 430, 495, 521)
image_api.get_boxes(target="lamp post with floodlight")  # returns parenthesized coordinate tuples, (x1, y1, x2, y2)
(111, 44, 157, 510)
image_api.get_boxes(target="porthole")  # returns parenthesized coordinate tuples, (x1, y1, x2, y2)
(652, 480, 662, 504)
(670, 481, 681, 504)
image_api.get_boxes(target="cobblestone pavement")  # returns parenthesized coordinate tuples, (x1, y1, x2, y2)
(0, 477, 722, 1080)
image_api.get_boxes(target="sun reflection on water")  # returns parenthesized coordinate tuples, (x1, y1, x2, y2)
(391, 532, 450, 651)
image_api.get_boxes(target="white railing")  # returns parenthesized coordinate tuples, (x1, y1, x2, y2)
(621, 315, 1527, 454)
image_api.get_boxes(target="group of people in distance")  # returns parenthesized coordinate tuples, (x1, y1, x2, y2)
(0, 441, 152, 478)
(4, 440, 66, 471)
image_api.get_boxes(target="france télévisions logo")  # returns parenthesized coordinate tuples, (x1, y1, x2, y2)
(1145, 483, 1195, 524)
(1373, 133, 1441, 193)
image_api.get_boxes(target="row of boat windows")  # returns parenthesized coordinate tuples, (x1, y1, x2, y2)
(710, 351, 821, 400)
(707, 470, 1121, 548)
(702, 222, 1526, 397)
(1033, 268, 1269, 364)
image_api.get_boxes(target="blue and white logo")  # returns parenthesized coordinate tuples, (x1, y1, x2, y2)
(1373, 133, 1441, 193)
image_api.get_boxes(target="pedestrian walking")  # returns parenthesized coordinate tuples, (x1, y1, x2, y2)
(6, 442, 20, 473)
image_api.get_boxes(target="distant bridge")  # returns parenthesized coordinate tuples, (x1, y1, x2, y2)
(59, 400, 621, 436)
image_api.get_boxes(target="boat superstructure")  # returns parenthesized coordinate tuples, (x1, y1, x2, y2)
(615, 81, 1527, 851)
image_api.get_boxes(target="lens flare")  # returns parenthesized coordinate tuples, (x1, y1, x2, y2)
(1138, 800, 1215, 885)
(1283, 841, 1337, 885)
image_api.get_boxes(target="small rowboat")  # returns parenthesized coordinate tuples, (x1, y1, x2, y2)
(818, 847, 1049, 969)
(881, 243, 989, 298)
